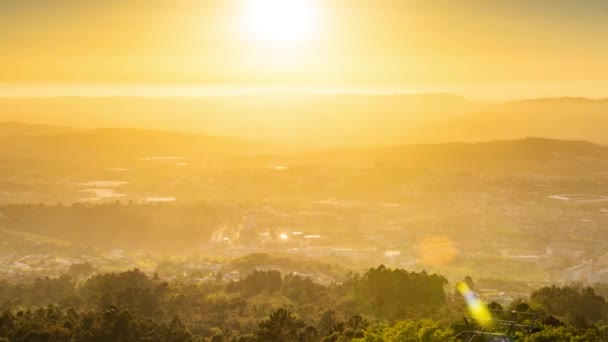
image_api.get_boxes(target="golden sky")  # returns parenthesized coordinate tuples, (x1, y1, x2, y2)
(2, 0, 608, 86)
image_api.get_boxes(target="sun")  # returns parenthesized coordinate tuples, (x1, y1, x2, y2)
(242, 0, 318, 45)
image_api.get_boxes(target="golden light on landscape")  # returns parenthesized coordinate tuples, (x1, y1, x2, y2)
(416, 235, 459, 266)
(2, 0, 608, 340)
(242, 0, 319, 45)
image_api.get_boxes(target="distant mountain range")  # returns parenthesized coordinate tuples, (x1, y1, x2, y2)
(4, 93, 607, 146)
(2, 122, 608, 177)
(413, 97, 608, 145)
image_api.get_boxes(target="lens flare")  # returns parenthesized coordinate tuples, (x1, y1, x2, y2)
(457, 282, 492, 326)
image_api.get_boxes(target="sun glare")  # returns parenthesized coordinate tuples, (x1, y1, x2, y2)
(242, 0, 318, 45)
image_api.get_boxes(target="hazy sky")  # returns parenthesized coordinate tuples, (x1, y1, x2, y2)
(2, 0, 608, 89)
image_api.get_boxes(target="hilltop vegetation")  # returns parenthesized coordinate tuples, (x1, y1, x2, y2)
(1, 264, 608, 341)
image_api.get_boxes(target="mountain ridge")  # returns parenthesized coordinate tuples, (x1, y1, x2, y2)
(2, 93, 608, 145)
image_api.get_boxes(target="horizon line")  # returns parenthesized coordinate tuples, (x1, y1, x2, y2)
(2, 81, 608, 102)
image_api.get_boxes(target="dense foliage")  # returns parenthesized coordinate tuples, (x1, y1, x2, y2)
(0, 265, 608, 341)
